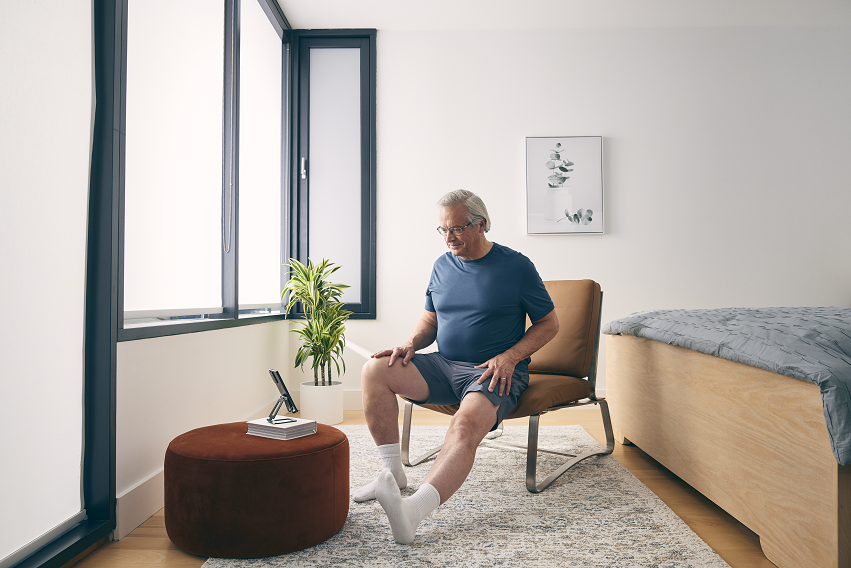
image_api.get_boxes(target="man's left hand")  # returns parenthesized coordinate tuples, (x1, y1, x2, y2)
(475, 354, 518, 397)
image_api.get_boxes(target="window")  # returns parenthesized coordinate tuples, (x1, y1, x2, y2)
(119, 6, 376, 342)
(237, 0, 287, 313)
(119, 0, 294, 340)
(123, 0, 226, 321)
(292, 31, 377, 318)
(2, 2, 91, 565)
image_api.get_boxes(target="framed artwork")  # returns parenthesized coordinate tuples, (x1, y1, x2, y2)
(526, 136, 604, 235)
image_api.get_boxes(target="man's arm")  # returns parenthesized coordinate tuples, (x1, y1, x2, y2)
(476, 309, 559, 396)
(371, 310, 438, 366)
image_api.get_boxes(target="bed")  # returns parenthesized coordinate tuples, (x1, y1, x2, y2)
(603, 307, 851, 568)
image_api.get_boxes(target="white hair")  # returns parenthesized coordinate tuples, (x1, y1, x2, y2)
(436, 189, 491, 232)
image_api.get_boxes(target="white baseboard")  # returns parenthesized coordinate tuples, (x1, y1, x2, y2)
(290, 389, 364, 411)
(115, 469, 164, 540)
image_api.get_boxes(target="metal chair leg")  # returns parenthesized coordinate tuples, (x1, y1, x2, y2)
(401, 399, 615, 490)
(525, 400, 615, 493)
(400, 400, 444, 466)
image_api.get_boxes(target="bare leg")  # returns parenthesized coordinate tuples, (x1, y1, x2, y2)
(361, 355, 430, 445)
(354, 356, 431, 502)
(422, 392, 498, 503)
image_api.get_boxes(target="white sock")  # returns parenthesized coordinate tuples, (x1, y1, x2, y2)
(352, 443, 407, 502)
(375, 471, 441, 544)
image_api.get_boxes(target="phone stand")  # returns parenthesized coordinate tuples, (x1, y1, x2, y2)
(268, 394, 296, 424)
(266, 368, 299, 424)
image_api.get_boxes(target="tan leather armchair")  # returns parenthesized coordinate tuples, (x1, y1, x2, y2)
(400, 279, 614, 493)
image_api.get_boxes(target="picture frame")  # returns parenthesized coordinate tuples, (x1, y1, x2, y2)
(526, 136, 604, 235)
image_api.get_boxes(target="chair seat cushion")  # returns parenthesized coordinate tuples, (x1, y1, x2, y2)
(409, 374, 592, 419)
(506, 374, 592, 419)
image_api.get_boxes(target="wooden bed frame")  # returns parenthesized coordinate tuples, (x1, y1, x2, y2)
(606, 334, 851, 568)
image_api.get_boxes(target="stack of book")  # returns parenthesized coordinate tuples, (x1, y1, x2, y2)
(246, 417, 317, 440)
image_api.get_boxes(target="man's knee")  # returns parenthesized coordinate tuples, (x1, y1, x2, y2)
(361, 357, 405, 389)
(450, 395, 498, 439)
(361, 357, 387, 387)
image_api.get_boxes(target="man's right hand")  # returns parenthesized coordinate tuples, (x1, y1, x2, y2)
(372, 311, 437, 367)
(372, 344, 417, 366)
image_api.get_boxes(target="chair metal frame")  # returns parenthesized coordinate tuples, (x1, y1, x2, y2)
(400, 290, 614, 493)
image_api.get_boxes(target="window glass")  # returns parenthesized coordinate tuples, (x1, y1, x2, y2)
(307, 47, 362, 304)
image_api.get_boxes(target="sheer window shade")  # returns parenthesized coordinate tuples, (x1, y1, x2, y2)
(123, 0, 225, 317)
(307, 47, 362, 304)
(238, 0, 285, 308)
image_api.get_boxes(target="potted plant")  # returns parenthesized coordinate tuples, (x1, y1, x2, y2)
(282, 258, 353, 424)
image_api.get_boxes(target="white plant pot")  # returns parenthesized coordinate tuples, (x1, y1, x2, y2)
(545, 186, 572, 221)
(299, 380, 344, 425)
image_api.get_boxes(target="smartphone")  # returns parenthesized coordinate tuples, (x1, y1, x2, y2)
(268, 369, 299, 414)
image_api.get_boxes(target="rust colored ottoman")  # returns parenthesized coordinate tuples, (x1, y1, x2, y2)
(164, 422, 349, 558)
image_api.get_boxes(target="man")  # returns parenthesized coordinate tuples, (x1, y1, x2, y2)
(357, 189, 559, 544)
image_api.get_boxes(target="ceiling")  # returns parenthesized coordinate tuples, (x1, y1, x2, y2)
(275, 0, 851, 31)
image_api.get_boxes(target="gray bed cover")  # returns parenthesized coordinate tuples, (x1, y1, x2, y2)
(602, 307, 851, 465)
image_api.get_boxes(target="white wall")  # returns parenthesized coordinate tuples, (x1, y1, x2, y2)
(341, 26, 851, 395)
(115, 322, 288, 537)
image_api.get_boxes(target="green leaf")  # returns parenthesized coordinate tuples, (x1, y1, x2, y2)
(545, 161, 556, 169)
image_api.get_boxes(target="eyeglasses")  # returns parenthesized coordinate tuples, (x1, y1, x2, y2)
(436, 222, 472, 237)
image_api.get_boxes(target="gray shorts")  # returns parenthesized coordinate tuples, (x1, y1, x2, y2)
(409, 352, 529, 431)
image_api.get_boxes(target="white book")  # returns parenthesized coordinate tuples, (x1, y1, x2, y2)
(246, 417, 317, 440)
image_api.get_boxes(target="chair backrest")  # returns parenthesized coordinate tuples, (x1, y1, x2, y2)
(528, 280, 602, 380)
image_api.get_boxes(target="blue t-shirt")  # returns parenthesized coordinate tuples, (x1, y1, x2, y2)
(424, 243, 554, 366)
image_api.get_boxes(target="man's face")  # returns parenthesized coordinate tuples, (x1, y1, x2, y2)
(438, 203, 483, 259)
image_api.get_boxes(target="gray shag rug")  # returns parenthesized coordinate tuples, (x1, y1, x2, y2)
(203, 425, 730, 568)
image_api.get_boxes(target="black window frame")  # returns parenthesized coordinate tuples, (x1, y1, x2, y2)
(118, 0, 292, 342)
(290, 30, 378, 319)
(116, 11, 377, 342)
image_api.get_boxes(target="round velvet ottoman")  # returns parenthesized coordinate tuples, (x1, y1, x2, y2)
(164, 422, 349, 558)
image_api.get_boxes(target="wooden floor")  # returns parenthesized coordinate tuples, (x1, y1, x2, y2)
(70, 409, 777, 568)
